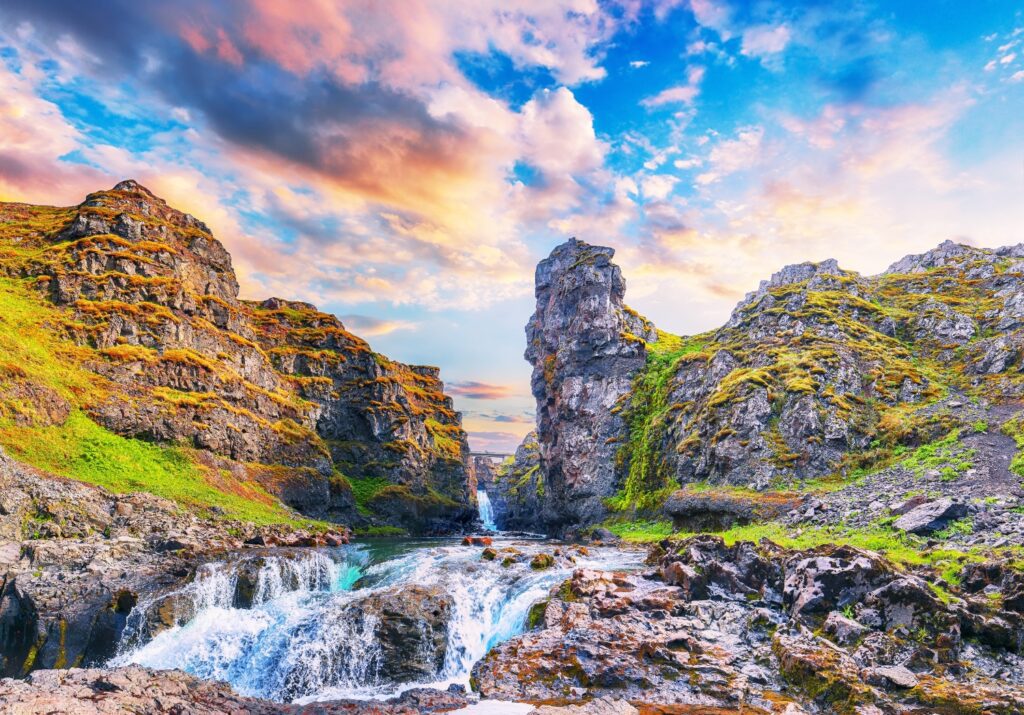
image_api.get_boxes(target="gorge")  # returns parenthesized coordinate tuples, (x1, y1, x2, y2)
(1, 184, 1024, 714)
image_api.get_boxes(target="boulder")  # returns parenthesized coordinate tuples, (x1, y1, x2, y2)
(893, 498, 968, 534)
(783, 547, 892, 621)
(823, 611, 869, 645)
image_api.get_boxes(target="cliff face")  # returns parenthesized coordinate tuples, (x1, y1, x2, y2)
(525, 239, 656, 530)
(523, 236, 1024, 532)
(487, 431, 542, 531)
(0, 181, 473, 532)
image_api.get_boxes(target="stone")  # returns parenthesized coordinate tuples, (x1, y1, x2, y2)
(524, 239, 655, 531)
(823, 610, 869, 645)
(893, 498, 969, 534)
(0, 666, 468, 714)
(590, 528, 619, 543)
(863, 665, 918, 689)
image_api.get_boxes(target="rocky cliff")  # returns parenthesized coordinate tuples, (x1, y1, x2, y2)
(523, 237, 1024, 533)
(486, 430, 543, 531)
(0, 181, 473, 533)
(525, 239, 656, 531)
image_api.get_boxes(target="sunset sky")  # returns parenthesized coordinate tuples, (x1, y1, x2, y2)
(1, 1, 1023, 452)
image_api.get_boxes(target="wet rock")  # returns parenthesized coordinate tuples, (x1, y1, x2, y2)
(480, 536, 1024, 713)
(590, 527, 620, 543)
(530, 553, 554, 570)
(529, 698, 638, 715)
(892, 498, 968, 534)
(783, 547, 891, 620)
(353, 585, 451, 683)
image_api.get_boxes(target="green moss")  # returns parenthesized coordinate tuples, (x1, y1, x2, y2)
(526, 599, 549, 629)
(347, 475, 391, 514)
(605, 332, 709, 513)
(356, 525, 406, 537)
(901, 430, 974, 481)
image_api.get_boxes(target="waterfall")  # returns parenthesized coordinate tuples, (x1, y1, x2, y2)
(112, 539, 642, 704)
(477, 489, 497, 531)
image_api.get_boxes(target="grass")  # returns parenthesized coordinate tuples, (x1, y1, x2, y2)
(3, 410, 308, 525)
(346, 475, 392, 514)
(609, 517, 1013, 584)
(901, 430, 975, 481)
(603, 519, 674, 542)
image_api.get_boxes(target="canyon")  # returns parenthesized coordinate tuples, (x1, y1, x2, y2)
(1, 184, 1023, 714)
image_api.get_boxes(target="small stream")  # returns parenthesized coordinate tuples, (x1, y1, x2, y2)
(110, 538, 642, 704)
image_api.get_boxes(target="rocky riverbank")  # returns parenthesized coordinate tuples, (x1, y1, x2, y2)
(0, 447, 347, 677)
(473, 535, 1024, 714)
(2, 524, 1023, 713)
(0, 666, 469, 714)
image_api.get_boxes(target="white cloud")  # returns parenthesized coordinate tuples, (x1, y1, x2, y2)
(641, 174, 679, 200)
(741, 24, 791, 58)
(696, 126, 764, 184)
(641, 66, 705, 108)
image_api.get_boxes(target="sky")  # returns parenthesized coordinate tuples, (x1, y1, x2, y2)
(1, 1, 1023, 452)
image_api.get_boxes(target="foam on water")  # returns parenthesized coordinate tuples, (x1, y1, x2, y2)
(112, 539, 641, 704)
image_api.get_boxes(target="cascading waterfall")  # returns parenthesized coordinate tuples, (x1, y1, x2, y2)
(476, 489, 498, 531)
(111, 540, 642, 704)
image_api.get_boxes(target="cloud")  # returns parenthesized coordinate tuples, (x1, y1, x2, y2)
(629, 60, 650, 69)
(695, 126, 764, 184)
(447, 381, 518, 400)
(339, 315, 417, 337)
(741, 24, 791, 58)
(0, 0, 622, 313)
(0, 64, 108, 202)
(642, 66, 705, 108)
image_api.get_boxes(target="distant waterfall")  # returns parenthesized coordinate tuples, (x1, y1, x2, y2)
(477, 489, 497, 531)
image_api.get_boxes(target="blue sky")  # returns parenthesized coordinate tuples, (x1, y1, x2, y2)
(1, 1, 1023, 451)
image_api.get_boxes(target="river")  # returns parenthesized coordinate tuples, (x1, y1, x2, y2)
(109, 536, 643, 707)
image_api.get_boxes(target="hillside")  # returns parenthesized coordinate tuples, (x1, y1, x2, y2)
(0, 181, 474, 534)
(495, 238, 1024, 554)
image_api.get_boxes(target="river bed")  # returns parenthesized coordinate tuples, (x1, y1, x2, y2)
(109, 536, 643, 707)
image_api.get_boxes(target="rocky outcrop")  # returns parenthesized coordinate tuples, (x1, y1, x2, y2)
(0, 666, 468, 714)
(473, 535, 1024, 713)
(0, 181, 473, 532)
(521, 236, 1024, 530)
(525, 240, 656, 532)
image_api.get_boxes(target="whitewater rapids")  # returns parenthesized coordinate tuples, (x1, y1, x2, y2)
(110, 538, 641, 704)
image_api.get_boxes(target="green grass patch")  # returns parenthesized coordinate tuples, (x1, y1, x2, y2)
(603, 519, 674, 543)
(2, 410, 305, 525)
(901, 430, 974, 481)
(347, 475, 392, 514)
(355, 525, 406, 537)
